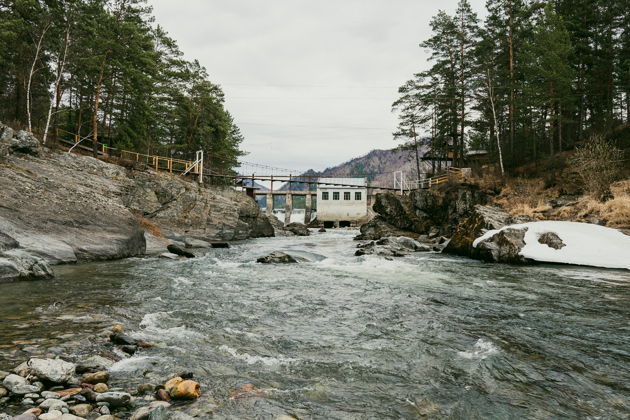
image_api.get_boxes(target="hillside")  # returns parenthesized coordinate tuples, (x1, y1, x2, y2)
(280, 147, 431, 191)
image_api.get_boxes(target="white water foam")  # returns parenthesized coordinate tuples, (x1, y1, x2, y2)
(218, 344, 297, 366)
(457, 338, 500, 360)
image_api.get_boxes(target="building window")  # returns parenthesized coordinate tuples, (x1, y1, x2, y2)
(344, 191, 351, 200)
(322, 192, 329, 200)
(355, 192, 362, 200)
(333, 192, 340, 200)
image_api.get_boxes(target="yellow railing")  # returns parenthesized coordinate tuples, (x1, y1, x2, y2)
(55, 128, 200, 175)
(420, 167, 464, 189)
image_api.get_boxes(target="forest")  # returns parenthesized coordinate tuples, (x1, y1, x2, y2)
(0, 0, 244, 174)
(393, 0, 629, 176)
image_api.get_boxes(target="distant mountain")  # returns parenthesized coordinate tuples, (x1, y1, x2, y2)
(279, 147, 431, 191)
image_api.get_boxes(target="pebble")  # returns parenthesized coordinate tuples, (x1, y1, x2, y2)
(42, 391, 61, 399)
(95, 391, 130, 407)
(21, 398, 34, 405)
(94, 383, 108, 393)
(96, 402, 110, 407)
(39, 398, 68, 410)
(0, 387, 7, 398)
(83, 371, 109, 385)
(137, 383, 154, 394)
(0, 371, 10, 380)
(39, 410, 62, 420)
(95, 415, 117, 420)
(24, 393, 39, 399)
(69, 403, 93, 417)
(100, 405, 110, 415)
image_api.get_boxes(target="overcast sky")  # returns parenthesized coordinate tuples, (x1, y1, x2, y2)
(149, 0, 486, 173)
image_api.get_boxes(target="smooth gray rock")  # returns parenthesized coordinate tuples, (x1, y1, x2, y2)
(95, 391, 131, 407)
(28, 358, 76, 383)
(12, 414, 38, 420)
(39, 397, 68, 410)
(41, 391, 61, 399)
(2, 374, 41, 394)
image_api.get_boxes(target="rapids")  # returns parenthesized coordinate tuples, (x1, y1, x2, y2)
(1, 230, 628, 418)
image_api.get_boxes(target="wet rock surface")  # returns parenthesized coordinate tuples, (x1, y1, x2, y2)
(256, 251, 300, 264)
(0, 123, 273, 281)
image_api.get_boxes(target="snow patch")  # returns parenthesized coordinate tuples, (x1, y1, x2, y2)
(473, 221, 630, 270)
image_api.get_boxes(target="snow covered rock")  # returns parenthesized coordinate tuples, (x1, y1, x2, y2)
(473, 221, 630, 270)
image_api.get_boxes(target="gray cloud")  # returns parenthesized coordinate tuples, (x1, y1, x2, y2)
(149, 0, 486, 172)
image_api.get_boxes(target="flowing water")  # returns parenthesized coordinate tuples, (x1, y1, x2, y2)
(1, 230, 629, 419)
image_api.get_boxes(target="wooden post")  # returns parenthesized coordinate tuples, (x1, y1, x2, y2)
(155, 157, 158, 171)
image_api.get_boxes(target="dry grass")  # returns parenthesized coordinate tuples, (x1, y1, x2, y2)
(133, 213, 163, 238)
(553, 179, 630, 229)
(492, 178, 557, 219)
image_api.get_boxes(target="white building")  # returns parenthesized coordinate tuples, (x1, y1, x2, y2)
(317, 178, 368, 227)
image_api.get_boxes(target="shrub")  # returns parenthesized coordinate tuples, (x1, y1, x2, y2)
(570, 135, 623, 200)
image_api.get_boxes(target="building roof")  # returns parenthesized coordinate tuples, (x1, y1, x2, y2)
(318, 177, 367, 188)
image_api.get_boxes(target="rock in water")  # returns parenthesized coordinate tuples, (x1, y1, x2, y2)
(2, 374, 41, 394)
(109, 332, 138, 346)
(95, 391, 131, 407)
(166, 245, 195, 258)
(443, 205, 530, 259)
(0, 250, 53, 282)
(82, 371, 109, 385)
(284, 223, 310, 236)
(28, 358, 76, 383)
(169, 380, 200, 400)
(256, 251, 299, 264)
(475, 227, 528, 263)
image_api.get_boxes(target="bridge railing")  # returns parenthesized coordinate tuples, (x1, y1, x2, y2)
(55, 128, 201, 175)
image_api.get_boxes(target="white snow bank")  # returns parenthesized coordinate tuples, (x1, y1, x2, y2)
(472, 221, 630, 270)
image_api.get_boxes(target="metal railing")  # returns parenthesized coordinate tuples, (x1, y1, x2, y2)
(55, 128, 202, 180)
(395, 167, 465, 193)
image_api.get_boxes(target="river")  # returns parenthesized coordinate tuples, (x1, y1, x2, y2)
(1, 230, 629, 419)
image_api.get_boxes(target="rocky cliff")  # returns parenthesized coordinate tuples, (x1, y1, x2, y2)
(0, 123, 272, 282)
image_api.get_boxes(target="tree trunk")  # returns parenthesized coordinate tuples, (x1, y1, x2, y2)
(43, 25, 70, 144)
(93, 55, 108, 157)
(508, 5, 515, 158)
(27, 23, 51, 132)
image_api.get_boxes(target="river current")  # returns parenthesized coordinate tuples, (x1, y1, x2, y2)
(1, 230, 628, 419)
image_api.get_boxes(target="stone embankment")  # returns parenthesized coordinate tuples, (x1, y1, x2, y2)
(0, 123, 274, 282)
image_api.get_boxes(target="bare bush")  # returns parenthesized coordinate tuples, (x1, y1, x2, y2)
(570, 135, 623, 200)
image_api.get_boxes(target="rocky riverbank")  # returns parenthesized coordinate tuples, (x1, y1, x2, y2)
(0, 325, 205, 420)
(358, 183, 630, 269)
(0, 123, 274, 282)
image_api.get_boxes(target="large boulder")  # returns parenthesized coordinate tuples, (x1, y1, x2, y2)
(474, 227, 528, 263)
(355, 216, 419, 241)
(0, 250, 53, 282)
(284, 222, 309, 236)
(443, 205, 530, 259)
(0, 124, 40, 155)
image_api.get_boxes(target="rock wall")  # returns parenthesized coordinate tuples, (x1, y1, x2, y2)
(0, 123, 272, 281)
(357, 184, 490, 240)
